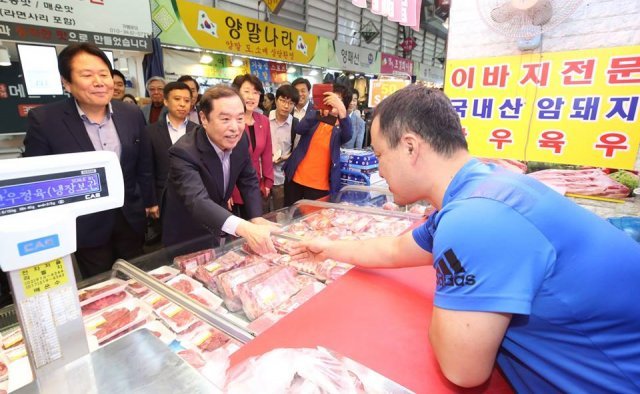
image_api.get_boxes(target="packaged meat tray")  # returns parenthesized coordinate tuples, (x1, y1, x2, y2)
(157, 302, 201, 333)
(127, 266, 179, 295)
(237, 266, 299, 321)
(81, 291, 130, 316)
(2, 328, 23, 351)
(174, 248, 216, 276)
(248, 280, 326, 335)
(183, 325, 231, 354)
(84, 298, 152, 345)
(188, 287, 224, 310)
(215, 263, 271, 312)
(141, 291, 170, 310)
(194, 252, 247, 293)
(167, 274, 203, 294)
(78, 278, 128, 307)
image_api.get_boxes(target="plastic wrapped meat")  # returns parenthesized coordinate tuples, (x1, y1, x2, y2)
(81, 291, 128, 316)
(238, 266, 300, 320)
(78, 279, 127, 305)
(302, 212, 333, 230)
(188, 327, 230, 353)
(248, 280, 325, 335)
(215, 263, 271, 312)
(316, 260, 353, 281)
(274, 255, 319, 277)
(173, 248, 215, 276)
(529, 168, 630, 198)
(90, 306, 142, 342)
(194, 258, 245, 293)
(178, 349, 206, 370)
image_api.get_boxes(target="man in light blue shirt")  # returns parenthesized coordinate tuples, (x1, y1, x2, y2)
(342, 90, 366, 149)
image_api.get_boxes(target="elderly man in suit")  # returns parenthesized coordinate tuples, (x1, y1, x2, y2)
(141, 76, 166, 124)
(24, 43, 158, 279)
(162, 85, 278, 255)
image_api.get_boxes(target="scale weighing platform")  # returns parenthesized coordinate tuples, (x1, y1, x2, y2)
(0, 151, 213, 393)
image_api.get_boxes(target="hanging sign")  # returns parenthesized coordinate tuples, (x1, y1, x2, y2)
(444, 45, 640, 169)
(154, 0, 318, 64)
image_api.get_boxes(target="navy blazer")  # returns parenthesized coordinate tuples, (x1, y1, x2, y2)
(146, 116, 198, 205)
(23, 97, 156, 248)
(161, 127, 262, 247)
(283, 110, 353, 194)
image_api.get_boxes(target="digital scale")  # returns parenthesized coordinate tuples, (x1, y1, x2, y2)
(0, 151, 123, 391)
(0, 151, 215, 394)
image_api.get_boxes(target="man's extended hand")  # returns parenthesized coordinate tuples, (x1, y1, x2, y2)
(290, 237, 333, 262)
(236, 217, 280, 255)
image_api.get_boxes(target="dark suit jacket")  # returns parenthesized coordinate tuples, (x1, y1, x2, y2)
(23, 97, 156, 248)
(162, 127, 262, 247)
(146, 116, 198, 205)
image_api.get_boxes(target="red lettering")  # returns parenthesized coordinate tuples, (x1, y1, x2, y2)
(489, 129, 513, 150)
(538, 130, 566, 154)
(594, 132, 629, 158)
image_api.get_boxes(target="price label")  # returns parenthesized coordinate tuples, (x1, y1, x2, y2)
(19, 258, 68, 297)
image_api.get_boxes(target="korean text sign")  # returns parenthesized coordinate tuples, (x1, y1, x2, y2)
(0, 0, 152, 50)
(445, 46, 640, 169)
(175, 0, 317, 64)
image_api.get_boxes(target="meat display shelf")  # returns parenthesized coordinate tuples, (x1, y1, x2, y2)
(1, 200, 509, 392)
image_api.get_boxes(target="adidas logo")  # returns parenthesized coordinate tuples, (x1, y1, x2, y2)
(435, 249, 476, 287)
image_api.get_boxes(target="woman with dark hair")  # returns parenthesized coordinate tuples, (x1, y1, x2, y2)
(122, 93, 138, 105)
(230, 74, 274, 218)
(261, 92, 275, 114)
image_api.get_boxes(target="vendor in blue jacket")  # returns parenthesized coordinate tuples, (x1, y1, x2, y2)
(293, 85, 640, 392)
(283, 84, 352, 206)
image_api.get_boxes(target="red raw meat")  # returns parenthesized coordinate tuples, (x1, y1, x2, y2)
(178, 349, 206, 369)
(94, 307, 140, 340)
(238, 266, 299, 320)
(196, 329, 230, 352)
(188, 292, 211, 307)
(478, 158, 527, 174)
(174, 249, 215, 275)
(79, 283, 120, 302)
(529, 168, 629, 198)
(82, 292, 127, 315)
(170, 279, 194, 294)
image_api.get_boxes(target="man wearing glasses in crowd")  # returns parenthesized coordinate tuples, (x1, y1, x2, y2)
(269, 85, 300, 210)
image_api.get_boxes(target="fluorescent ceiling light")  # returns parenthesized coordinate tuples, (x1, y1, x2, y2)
(231, 57, 244, 67)
(309, 69, 319, 76)
(287, 66, 297, 74)
(200, 53, 213, 64)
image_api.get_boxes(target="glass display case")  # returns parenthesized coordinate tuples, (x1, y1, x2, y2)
(1, 200, 424, 392)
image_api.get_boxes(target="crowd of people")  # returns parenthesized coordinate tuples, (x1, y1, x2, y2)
(20, 43, 640, 392)
(23, 43, 366, 276)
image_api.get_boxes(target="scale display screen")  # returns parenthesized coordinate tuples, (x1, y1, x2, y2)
(0, 168, 109, 217)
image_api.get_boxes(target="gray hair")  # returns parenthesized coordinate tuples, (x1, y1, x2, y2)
(145, 76, 166, 91)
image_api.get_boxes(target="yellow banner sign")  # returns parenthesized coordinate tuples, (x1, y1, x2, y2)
(368, 79, 411, 107)
(445, 46, 640, 169)
(176, 0, 317, 64)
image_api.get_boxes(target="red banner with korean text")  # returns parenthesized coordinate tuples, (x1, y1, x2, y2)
(381, 53, 413, 75)
(444, 46, 640, 170)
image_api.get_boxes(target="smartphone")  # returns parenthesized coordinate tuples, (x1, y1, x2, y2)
(312, 83, 333, 112)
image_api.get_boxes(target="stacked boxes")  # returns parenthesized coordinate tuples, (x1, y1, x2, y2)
(340, 149, 379, 186)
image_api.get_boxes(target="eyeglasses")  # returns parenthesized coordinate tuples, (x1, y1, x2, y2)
(277, 97, 294, 107)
